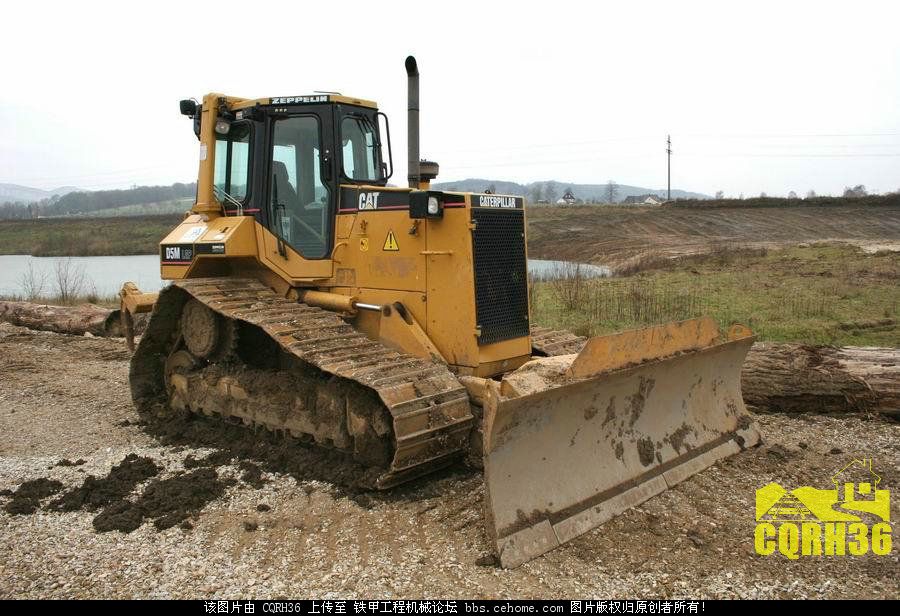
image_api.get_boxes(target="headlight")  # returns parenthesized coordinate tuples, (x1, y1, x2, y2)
(214, 119, 231, 135)
(409, 191, 444, 219)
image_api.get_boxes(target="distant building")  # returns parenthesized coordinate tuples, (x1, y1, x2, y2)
(622, 194, 665, 206)
(556, 189, 577, 205)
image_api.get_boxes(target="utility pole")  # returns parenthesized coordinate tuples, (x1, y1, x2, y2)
(666, 135, 672, 202)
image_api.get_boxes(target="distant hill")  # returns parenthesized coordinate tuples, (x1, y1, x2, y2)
(2, 176, 706, 220)
(0, 182, 196, 220)
(45, 183, 197, 218)
(432, 178, 708, 202)
(0, 183, 79, 203)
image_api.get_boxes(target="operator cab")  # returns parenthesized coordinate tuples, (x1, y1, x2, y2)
(181, 94, 393, 261)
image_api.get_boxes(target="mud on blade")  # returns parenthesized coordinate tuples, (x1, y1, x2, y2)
(482, 318, 761, 568)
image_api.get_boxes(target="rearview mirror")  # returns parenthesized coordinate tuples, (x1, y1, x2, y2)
(179, 99, 197, 117)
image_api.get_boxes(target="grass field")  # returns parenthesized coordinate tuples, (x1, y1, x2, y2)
(0, 215, 182, 256)
(531, 243, 899, 346)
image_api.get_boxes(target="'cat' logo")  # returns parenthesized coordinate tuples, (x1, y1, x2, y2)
(358, 192, 380, 210)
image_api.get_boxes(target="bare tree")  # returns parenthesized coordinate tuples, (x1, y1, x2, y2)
(759, 192, 767, 198)
(19, 261, 47, 301)
(843, 185, 867, 198)
(806, 190, 817, 199)
(486, 183, 497, 194)
(545, 181, 559, 204)
(605, 180, 619, 204)
(714, 190, 725, 199)
(787, 190, 798, 199)
(53, 258, 86, 304)
(530, 183, 543, 204)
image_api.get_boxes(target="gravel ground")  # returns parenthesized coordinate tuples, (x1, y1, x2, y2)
(0, 323, 897, 599)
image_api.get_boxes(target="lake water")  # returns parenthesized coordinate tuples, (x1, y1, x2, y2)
(0, 255, 164, 298)
(0, 255, 610, 299)
(528, 259, 611, 280)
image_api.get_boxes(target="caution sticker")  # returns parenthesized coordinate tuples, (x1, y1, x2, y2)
(383, 230, 399, 251)
(359, 237, 369, 252)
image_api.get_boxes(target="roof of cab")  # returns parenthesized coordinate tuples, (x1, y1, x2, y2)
(226, 94, 378, 110)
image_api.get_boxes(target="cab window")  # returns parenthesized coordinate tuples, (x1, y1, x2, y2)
(270, 116, 331, 259)
(341, 115, 379, 181)
(213, 122, 251, 203)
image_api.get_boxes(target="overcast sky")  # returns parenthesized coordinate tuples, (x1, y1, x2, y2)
(1, 0, 898, 197)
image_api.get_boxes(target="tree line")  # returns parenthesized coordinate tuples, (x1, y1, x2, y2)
(0, 182, 196, 219)
(711, 185, 899, 200)
(529, 180, 622, 205)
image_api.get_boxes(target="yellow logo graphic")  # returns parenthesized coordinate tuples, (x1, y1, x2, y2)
(383, 230, 399, 251)
(359, 237, 369, 252)
(755, 458, 892, 559)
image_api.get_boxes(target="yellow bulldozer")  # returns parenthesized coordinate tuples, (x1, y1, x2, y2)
(120, 56, 760, 568)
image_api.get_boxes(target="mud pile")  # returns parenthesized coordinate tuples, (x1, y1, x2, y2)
(2, 478, 64, 515)
(93, 468, 233, 532)
(48, 454, 161, 512)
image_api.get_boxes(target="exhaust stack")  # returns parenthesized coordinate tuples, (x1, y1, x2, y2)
(406, 56, 439, 189)
(405, 56, 420, 189)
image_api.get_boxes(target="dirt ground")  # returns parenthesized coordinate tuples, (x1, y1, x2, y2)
(526, 204, 900, 270)
(0, 323, 897, 599)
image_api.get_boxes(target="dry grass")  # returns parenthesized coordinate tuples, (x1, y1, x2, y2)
(0, 215, 180, 257)
(531, 243, 899, 345)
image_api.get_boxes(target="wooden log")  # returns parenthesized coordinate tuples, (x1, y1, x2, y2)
(742, 342, 899, 417)
(0, 300, 122, 337)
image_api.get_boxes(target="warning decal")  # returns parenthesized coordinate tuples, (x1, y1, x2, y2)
(359, 237, 369, 252)
(382, 230, 399, 251)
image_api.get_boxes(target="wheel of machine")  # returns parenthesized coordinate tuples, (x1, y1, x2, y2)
(164, 349, 197, 394)
(181, 299, 219, 358)
(180, 298, 236, 360)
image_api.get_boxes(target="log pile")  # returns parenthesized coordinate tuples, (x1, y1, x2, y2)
(0, 300, 124, 337)
(742, 343, 899, 417)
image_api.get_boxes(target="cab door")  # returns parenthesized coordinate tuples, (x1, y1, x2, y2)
(260, 112, 335, 280)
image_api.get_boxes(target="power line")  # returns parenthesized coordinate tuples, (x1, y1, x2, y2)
(443, 150, 900, 172)
(434, 131, 900, 155)
(677, 152, 900, 158)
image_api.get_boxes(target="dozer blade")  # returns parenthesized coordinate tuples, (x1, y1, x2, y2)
(482, 317, 761, 568)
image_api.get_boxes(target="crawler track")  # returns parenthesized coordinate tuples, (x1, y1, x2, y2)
(130, 278, 474, 488)
(529, 326, 587, 356)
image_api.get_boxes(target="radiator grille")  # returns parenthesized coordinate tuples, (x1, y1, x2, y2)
(471, 208, 529, 345)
